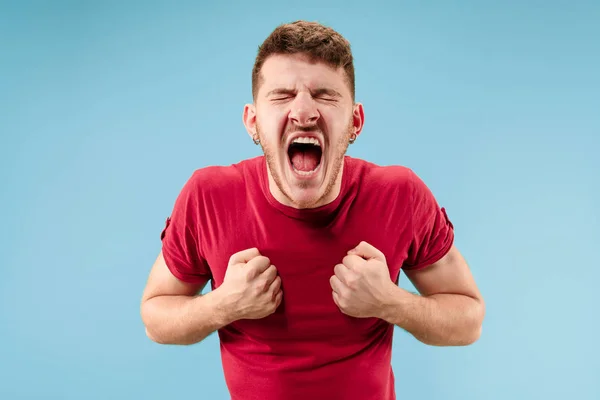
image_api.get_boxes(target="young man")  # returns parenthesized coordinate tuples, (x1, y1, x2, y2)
(141, 20, 485, 400)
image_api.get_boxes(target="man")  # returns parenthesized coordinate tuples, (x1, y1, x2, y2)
(140, 20, 485, 400)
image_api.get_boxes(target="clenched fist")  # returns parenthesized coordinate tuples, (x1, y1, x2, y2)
(330, 241, 396, 319)
(218, 248, 283, 321)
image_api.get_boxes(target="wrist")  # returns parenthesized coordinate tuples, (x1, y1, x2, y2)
(378, 284, 411, 323)
(206, 285, 238, 327)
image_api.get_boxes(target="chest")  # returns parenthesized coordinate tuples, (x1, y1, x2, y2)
(201, 208, 411, 341)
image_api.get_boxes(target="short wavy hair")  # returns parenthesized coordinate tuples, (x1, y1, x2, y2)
(252, 20, 355, 101)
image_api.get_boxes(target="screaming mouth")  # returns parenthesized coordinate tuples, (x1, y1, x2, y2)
(287, 137, 323, 176)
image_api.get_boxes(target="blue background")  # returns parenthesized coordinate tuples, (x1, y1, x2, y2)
(1, 1, 598, 399)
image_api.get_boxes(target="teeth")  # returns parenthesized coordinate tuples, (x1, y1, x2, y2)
(292, 165, 319, 175)
(292, 137, 320, 146)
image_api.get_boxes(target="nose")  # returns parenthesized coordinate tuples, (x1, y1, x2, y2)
(288, 92, 319, 127)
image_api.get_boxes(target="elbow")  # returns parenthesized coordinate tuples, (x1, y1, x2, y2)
(445, 297, 486, 347)
(463, 298, 486, 345)
(462, 324, 482, 346)
(141, 310, 193, 346)
(140, 300, 167, 345)
(145, 326, 168, 344)
(144, 327, 198, 346)
(421, 297, 486, 347)
(145, 326, 160, 343)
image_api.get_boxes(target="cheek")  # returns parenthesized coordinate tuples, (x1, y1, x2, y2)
(258, 109, 288, 139)
(322, 112, 352, 143)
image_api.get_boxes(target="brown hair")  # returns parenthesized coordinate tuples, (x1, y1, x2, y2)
(251, 20, 355, 102)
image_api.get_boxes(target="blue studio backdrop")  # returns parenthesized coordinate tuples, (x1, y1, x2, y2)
(1, 1, 598, 399)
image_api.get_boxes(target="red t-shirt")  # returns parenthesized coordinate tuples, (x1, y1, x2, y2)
(160, 155, 454, 400)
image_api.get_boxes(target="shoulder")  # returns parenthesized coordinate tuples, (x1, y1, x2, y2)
(346, 156, 416, 192)
(346, 157, 440, 208)
(184, 156, 260, 191)
(173, 157, 261, 204)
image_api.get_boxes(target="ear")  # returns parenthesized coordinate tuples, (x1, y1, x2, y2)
(352, 102, 365, 139)
(243, 103, 257, 140)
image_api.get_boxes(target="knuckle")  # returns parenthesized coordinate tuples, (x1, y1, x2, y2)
(346, 277, 356, 289)
(244, 268, 256, 280)
(261, 278, 271, 289)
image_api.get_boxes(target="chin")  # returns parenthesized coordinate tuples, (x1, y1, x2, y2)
(281, 165, 325, 206)
(263, 130, 344, 209)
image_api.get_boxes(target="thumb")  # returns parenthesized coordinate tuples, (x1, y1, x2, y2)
(348, 241, 386, 262)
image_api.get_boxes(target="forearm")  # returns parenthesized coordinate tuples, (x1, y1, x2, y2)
(141, 289, 233, 345)
(381, 286, 485, 346)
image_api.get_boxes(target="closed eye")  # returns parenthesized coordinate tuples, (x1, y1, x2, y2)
(267, 89, 295, 99)
(312, 88, 341, 102)
(315, 95, 337, 101)
(267, 88, 342, 101)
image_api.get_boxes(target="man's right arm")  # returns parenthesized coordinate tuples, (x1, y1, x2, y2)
(140, 251, 233, 345)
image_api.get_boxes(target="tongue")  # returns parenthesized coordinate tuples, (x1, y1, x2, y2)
(290, 147, 320, 172)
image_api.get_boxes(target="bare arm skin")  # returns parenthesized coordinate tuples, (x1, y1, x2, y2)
(381, 245, 486, 346)
(140, 251, 232, 345)
(140, 248, 282, 345)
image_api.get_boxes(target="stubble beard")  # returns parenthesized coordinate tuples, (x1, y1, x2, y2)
(257, 120, 354, 209)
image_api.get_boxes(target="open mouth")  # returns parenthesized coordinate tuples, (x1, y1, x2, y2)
(287, 137, 323, 176)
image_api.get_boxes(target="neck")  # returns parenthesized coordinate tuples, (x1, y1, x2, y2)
(267, 161, 345, 209)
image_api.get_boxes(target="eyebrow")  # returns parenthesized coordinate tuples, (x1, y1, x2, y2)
(266, 88, 343, 98)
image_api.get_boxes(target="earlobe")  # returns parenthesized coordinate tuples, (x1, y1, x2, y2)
(243, 104, 257, 138)
(353, 103, 365, 138)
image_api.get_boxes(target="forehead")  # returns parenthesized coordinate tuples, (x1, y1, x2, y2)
(259, 53, 348, 95)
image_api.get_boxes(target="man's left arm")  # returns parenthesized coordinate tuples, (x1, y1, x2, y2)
(381, 245, 485, 346)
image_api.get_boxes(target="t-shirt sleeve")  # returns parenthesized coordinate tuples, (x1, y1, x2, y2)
(403, 169, 455, 271)
(160, 172, 212, 283)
